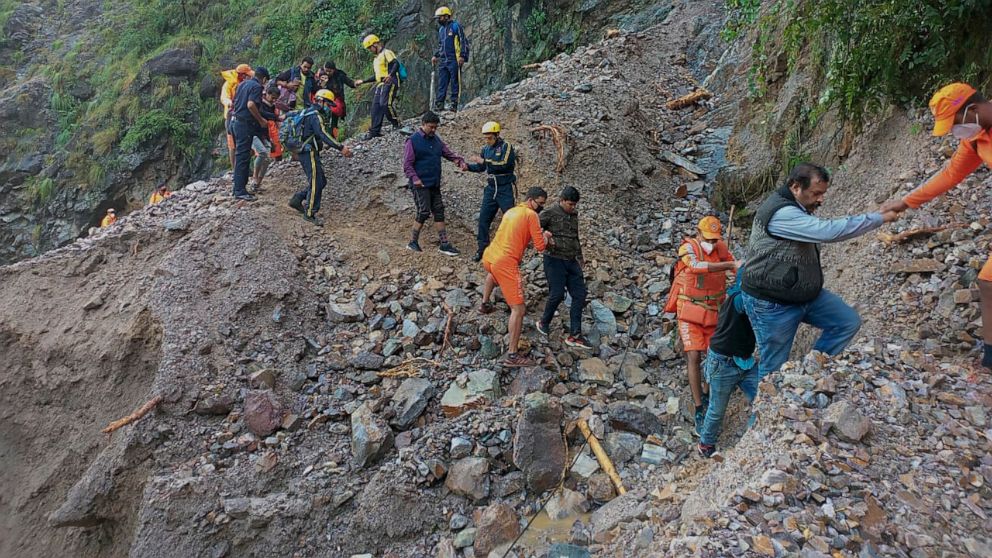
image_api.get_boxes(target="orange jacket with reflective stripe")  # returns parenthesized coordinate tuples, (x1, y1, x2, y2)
(665, 238, 734, 315)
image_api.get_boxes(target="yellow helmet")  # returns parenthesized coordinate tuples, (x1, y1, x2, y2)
(314, 89, 335, 102)
(482, 121, 501, 134)
(362, 34, 380, 49)
(697, 216, 722, 240)
(435, 6, 452, 17)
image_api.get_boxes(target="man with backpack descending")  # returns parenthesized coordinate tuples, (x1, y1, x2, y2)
(466, 121, 517, 262)
(431, 6, 469, 113)
(359, 34, 404, 140)
(316, 61, 359, 139)
(231, 66, 271, 202)
(665, 216, 740, 436)
(285, 89, 353, 225)
(275, 57, 317, 110)
(220, 64, 253, 169)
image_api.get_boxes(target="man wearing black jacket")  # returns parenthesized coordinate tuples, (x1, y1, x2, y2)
(231, 66, 271, 201)
(317, 61, 358, 138)
(287, 89, 353, 224)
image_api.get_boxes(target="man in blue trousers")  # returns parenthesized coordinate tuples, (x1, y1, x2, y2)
(467, 121, 517, 262)
(431, 6, 469, 113)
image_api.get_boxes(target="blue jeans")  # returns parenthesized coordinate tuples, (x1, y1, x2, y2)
(540, 256, 587, 335)
(700, 350, 758, 446)
(741, 289, 861, 379)
(476, 180, 515, 252)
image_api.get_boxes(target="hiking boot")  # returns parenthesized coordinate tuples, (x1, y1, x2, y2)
(407, 240, 422, 252)
(472, 250, 483, 263)
(478, 302, 495, 314)
(502, 352, 536, 368)
(302, 214, 323, 227)
(564, 335, 593, 350)
(288, 196, 305, 214)
(235, 193, 257, 202)
(536, 321, 550, 336)
(361, 132, 383, 141)
(439, 243, 460, 256)
(697, 443, 716, 459)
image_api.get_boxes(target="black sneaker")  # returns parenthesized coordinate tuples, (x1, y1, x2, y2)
(361, 132, 383, 141)
(302, 214, 323, 227)
(697, 443, 716, 458)
(235, 194, 257, 202)
(536, 321, 550, 336)
(564, 335, 593, 350)
(478, 302, 495, 314)
(472, 250, 484, 262)
(288, 196, 305, 214)
(407, 240, 422, 252)
(439, 243, 460, 256)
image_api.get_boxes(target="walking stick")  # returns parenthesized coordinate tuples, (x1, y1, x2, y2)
(726, 204, 736, 253)
(429, 68, 436, 112)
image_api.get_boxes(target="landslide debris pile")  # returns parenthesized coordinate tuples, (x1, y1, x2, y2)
(3, 2, 990, 558)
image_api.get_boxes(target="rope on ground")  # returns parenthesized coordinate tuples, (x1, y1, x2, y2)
(531, 124, 568, 174)
(377, 357, 439, 378)
(102, 395, 163, 435)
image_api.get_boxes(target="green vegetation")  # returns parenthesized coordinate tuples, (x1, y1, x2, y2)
(24, 176, 55, 205)
(726, 0, 992, 123)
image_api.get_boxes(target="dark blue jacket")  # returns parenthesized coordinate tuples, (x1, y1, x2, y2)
(467, 139, 516, 185)
(435, 21, 469, 63)
(232, 77, 263, 121)
(410, 131, 443, 188)
(301, 108, 343, 153)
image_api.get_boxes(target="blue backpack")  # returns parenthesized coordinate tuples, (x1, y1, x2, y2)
(279, 108, 317, 154)
(397, 60, 408, 81)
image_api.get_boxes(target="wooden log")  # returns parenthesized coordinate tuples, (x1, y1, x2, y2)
(577, 418, 626, 495)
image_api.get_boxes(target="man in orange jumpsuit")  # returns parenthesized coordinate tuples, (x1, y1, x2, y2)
(882, 82, 992, 369)
(479, 187, 553, 368)
(666, 216, 739, 434)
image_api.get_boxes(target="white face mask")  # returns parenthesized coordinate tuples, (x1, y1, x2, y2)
(700, 241, 714, 254)
(952, 104, 984, 140)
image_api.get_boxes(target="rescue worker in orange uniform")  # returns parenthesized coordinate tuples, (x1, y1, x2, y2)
(479, 187, 553, 368)
(100, 208, 117, 228)
(220, 64, 253, 169)
(882, 82, 992, 369)
(666, 216, 740, 435)
(148, 184, 172, 205)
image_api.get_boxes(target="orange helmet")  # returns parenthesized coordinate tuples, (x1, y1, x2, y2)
(697, 216, 722, 240)
(235, 63, 253, 75)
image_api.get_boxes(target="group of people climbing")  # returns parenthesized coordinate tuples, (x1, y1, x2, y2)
(673, 81, 992, 458)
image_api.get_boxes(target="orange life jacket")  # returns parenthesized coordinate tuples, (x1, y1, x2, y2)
(664, 238, 732, 325)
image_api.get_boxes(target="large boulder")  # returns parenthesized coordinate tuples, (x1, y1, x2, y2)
(351, 402, 394, 468)
(473, 503, 520, 557)
(143, 48, 199, 78)
(607, 401, 664, 436)
(445, 457, 490, 501)
(244, 391, 284, 437)
(390, 377, 434, 429)
(512, 393, 566, 493)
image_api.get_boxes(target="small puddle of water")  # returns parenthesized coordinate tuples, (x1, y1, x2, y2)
(514, 510, 594, 554)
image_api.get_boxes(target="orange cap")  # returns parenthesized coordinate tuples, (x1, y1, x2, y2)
(236, 63, 253, 75)
(929, 82, 976, 136)
(698, 216, 721, 240)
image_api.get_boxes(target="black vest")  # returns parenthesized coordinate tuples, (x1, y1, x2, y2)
(742, 189, 823, 304)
